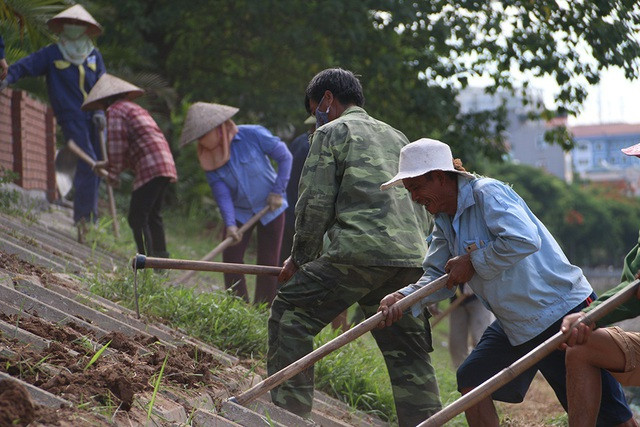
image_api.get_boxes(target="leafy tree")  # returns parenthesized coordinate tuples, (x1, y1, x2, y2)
(93, 1, 639, 153)
(0, 0, 66, 51)
(6, 1, 640, 217)
(1, 0, 69, 99)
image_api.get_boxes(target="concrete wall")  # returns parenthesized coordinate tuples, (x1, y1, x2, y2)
(0, 89, 57, 201)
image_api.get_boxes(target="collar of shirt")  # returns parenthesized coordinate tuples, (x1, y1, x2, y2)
(448, 176, 476, 240)
(340, 105, 366, 118)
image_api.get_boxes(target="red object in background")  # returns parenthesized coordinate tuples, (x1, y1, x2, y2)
(565, 209, 584, 225)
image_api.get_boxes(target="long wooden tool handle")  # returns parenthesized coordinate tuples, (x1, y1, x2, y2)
(133, 254, 282, 276)
(419, 279, 640, 427)
(176, 206, 271, 283)
(431, 293, 469, 327)
(98, 131, 120, 238)
(67, 139, 108, 178)
(232, 274, 450, 405)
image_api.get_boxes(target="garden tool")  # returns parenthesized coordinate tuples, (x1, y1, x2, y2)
(54, 145, 76, 198)
(431, 293, 469, 327)
(175, 206, 270, 283)
(67, 139, 119, 237)
(98, 130, 120, 237)
(132, 254, 282, 276)
(230, 273, 450, 406)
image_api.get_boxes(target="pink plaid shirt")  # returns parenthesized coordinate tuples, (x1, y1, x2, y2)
(107, 100, 177, 190)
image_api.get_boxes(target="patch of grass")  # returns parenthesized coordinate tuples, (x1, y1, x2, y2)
(545, 414, 568, 426)
(314, 327, 395, 422)
(0, 169, 38, 221)
(89, 271, 268, 356)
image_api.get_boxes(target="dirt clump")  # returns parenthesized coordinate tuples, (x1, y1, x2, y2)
(0, 378, 36, 426)
(0, 252, 66, 288)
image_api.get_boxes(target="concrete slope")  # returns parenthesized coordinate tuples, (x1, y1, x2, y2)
(0, 204, 388, 427)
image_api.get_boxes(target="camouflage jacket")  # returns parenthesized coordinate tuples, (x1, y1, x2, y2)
(291, 106, 431, 267)
(586, 229, 640, 327)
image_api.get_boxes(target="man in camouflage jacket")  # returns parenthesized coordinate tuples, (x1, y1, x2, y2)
(268, 68, 441, 426)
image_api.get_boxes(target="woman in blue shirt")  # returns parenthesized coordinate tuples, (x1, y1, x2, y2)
(181, 102, 292, 305)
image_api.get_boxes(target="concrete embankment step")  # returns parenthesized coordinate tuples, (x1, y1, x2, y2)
(0, 212, 121, 271)
(0, 217, 88, 270)
(0, 371, 72, 408)
(0, 205, 390, 426)
(192, 408, 243, 426)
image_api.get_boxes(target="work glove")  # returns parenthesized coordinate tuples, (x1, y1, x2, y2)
(266, 192, 283, 211)
(226, 225, 243, 243)
(0, 79, 8, 92)
(92, 112, 106, 131)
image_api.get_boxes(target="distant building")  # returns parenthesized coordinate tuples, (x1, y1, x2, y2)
(570, 123, 640, 195)
(458, 87, 572, 182)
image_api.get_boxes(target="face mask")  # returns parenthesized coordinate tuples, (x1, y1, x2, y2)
(315, 95, 330, 128)
(61, 24, 88, 40)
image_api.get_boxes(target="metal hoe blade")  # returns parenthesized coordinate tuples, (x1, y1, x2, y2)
(55, 146, 76, 198)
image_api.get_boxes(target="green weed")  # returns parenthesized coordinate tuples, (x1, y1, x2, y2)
(147, 353, 169, 422)
(84, 340, 112, 371)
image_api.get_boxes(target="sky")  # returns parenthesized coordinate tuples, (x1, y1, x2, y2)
(528, 67, 640, 126)
(468, 67, 640, 127)
(566, 68, 640, 126)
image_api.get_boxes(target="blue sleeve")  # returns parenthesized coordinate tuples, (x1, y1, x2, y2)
(469, 182, 541, 280)
(252, 125, 292, 195)
(267, 141, 292, 195)
(209, 179, 236, 227)
(6, 45, 52, 85)
(0, 36, 5, 59)
(399, 221, 455, 315)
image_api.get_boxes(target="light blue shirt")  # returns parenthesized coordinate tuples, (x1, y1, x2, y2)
(206, 125, 291, 226)
(401, 176, 592, 345)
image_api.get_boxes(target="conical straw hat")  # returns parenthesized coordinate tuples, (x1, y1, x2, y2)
(82, 74, 144, 111)
(48, 5, 103, 37)
(180, 102, 239, 147)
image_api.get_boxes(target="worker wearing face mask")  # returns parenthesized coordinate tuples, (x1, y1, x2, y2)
(1, 5, 107, 242)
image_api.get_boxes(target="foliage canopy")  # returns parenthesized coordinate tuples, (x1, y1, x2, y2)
(4, 0, 640, 267)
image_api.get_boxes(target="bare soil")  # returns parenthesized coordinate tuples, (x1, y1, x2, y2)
(0, 250, 248, 425)
(497, 373, 566, 425)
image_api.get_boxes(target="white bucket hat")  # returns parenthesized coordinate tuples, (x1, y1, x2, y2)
(622, 142, 640, 158)
(81, 74, 144, 111)
(47, 4, 103, 37)
(179, 102, 239, 147)
(380, 138, 474, 190)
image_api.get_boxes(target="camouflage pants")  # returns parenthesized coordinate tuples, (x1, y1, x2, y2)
(267, 258, 442, 427)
